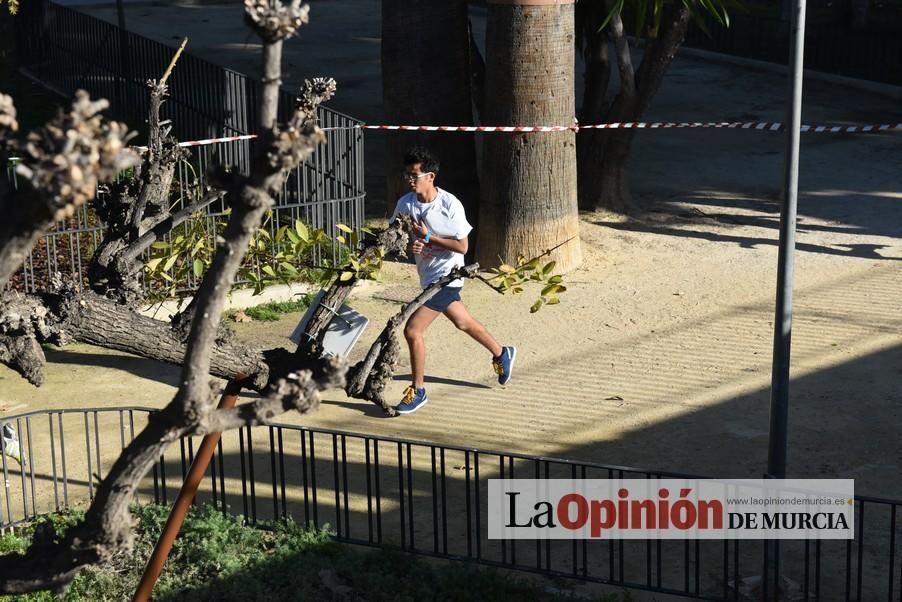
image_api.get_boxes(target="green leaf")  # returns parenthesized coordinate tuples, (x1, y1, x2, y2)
(275, 226, 287, 243)
(498, 263, 516, 274)
(192, 259, 204, 278)
(541, 284, 562, 297)
(548, 275, 563, 284)
(336, 223, 353, 234)
(163, 254, 179, 272)
(541, 261, 557, 277)
(280, 262, 298, 276)
(546, 296, 560, 305)
(530, 298, 544, 313)
(262, 265, 277, 278)
(145, 257, 163, 272)
(597, 0, 625, 32)
(339, 271, 355, 282)
(150, 241, 170, 250)
(294, 220, 310, 243)
(361, 226, 375, 235)
(336, 235, 346, 244)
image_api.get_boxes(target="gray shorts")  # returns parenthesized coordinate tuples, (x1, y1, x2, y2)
(424, 285, 462, 312)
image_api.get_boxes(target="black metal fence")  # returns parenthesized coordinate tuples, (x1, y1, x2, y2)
(683, 12, 902, 86)
(2, 407, 901, 601)
(7, 133, 365, 294)
(8, 1, 365, 294)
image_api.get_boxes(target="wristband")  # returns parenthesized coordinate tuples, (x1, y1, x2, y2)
(423, 231, 432, 243)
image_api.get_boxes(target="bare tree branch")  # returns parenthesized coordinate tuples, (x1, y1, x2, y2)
(199, 356, 345, 433)
(121, 190, 226, 265)
(346, 264, 480, 414)
(607, 5, 636, 102)
(0, 92, 137, 284)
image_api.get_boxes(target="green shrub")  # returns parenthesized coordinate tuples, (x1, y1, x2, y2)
(0, 505, 627, 601)
(242, 297, 312, 322)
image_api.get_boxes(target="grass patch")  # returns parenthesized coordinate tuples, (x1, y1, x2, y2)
(0, 505, 628, 601)
(241, 296, 312, 321)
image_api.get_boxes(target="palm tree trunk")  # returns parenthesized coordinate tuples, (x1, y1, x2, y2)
(477, 0, 582, 273)
(381, 0, 480, 234)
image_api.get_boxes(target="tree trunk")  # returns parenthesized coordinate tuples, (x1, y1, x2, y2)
(577, 4, 690, 213)
(477, 0, 581, 272)
(0, 289, 278, 390)
(578, 97, 637, 213)
(381, 0, 481, 238)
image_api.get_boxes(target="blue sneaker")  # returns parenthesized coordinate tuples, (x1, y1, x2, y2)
(493, 346, 517, 385)
(396, 386, 428, 414)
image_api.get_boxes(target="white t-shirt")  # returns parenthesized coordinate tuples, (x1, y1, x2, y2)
(390, 188, 473, 289)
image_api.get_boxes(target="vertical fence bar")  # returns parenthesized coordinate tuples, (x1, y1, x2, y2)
(857, 502, 865, 602)
(374, 439, 382, 543)
(309, 431, 318, 528)
(26, 417, 37, 517)
(365, 438, 373, 543)
(397, 441, 406, 550)
(83, 412, 94, 500)
(277, 428, 287, 520)
(441, 447, 447, 555)
(300, 430, 310, 527)
(59, 413, 69, 507)
(406, 443, 414, 551)
(269, 426, 279, 520)
(341, 435, 350, 539)
(332, 433, 342, 537)
(889, 504, 896, 601)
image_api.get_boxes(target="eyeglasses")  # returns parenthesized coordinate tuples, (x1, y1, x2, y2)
(402, 171, 433, 182)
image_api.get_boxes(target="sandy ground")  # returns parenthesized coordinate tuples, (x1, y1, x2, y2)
(1, 3, 901, 598)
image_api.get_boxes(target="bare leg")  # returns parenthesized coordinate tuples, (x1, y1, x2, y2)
(403, 305, 442, 389)
(443, 301, 503, 358)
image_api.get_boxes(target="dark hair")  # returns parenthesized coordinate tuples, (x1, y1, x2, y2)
(403, 147, 440, 176)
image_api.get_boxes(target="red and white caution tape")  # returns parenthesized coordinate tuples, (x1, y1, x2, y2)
(137, 120, 900, 150)
(359, 121, 902, 133)
(177, 133, 258, 147)
(359, 124, 575, 132)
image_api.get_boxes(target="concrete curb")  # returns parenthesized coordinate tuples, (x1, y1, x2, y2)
(137, 278, 386, 321)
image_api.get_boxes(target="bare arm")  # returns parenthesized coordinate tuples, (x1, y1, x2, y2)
(428, 233, 468, 254)
(412, 234, 468, 255)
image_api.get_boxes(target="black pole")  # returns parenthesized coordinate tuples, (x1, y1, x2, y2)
(767, 0, 807, 480)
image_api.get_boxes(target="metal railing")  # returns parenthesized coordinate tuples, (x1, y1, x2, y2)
(6, 133, 365, 294)
(8, 1, 365, 294)
(2, 407, 901, 601)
